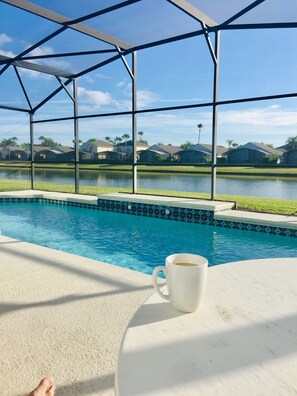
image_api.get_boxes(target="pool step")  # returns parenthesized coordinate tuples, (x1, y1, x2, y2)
(97, 193, 235, 213)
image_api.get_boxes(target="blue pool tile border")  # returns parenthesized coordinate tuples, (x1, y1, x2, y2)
(96, 198, 297, 238)
(0, 197, 296, 238)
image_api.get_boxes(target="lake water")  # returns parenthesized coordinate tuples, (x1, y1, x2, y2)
(0, 168, 296, 200)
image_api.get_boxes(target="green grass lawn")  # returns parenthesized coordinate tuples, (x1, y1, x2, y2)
(1, 161, 297, 177)
(0, 178, 296, 216)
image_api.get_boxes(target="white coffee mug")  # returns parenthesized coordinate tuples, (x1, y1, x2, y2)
(152, 253, 208, 313)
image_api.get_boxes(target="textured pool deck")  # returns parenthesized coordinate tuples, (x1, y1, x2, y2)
(0, 190, 296, 395)
(0, 234, 153, 396)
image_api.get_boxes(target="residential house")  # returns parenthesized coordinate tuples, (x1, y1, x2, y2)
(282, 149, 297, 164)
(35, 149, 59, 161)
(226, 142, 281, 164)
(0, 146, 28, 160)
(139, 144, 180, 162)
(25, 146, 52, 160)
(115, 140, 149, 154)
(178, 144, 227, 163)
(51, 146, 77, 161)
(81, 139, 114, 159)
(63, 150, 91, 161)
(95, 151, 126, 161)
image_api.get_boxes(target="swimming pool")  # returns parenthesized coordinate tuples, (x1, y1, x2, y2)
(0, 201, 296, 274)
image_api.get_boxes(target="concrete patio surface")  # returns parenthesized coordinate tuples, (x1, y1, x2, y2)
(0, 235, 153, 396)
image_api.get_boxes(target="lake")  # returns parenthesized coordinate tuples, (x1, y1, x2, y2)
(0, 168, 296, 200)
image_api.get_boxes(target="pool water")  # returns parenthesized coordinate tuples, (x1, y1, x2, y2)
(0, 202, 296, 274)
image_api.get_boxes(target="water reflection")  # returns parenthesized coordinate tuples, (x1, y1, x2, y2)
(0, 168, 296, 199)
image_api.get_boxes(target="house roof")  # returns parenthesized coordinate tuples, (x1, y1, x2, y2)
(240, 142, 281, 156)
(2, 146, 26, 151)
(186, 144, 227, 155)
(52, 145, 74, 153)
(147, 144, 180, 155)
(31, 146, 53, 152)
(91, 140, 113, 148)
(116, 140, 149, 148)
(140, 149, 169, 157)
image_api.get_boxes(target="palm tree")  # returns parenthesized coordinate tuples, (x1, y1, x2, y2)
(0, 136, 18, 147)
(180, 141, 194, 150)
(105, 136, 112, 143)
(197, 124, 204, 144)
(226, 139, 238, 149)
(138, 131, 144, 141)
(114, 136, 123, 145)
(287, 136, 297, 150)
(122, 133, 130, 144)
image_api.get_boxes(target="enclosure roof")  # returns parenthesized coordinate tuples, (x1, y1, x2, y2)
(1, 0, 297, 80)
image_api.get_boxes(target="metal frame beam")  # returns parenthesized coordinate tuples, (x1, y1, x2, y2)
(201, 23, 217, 64)
(0, 26, 67, 76)
(32, 80, 72, 113)
(73, 79, 79, 194)
(29, 113, 35, 190)
(20, 49, 117, 62)
(13, 66, 33, 110)
(220, 0, 266, 27)
(168, 0, 217, 27)
(132, 51, 137, 193)
(1, 0, 132, 49)
(30, 90, 297, 125)
(210, 31, 220, 201)
(0, 104, 30, 112)
(117, 47, 134, 80)
(0, 55, 72, 77)
(55, 76, 74, 102)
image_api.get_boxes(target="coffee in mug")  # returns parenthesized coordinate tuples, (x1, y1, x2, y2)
(152, 253, 208, 313)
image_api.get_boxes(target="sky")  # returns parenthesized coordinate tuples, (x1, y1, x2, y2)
(1, 1, 297, 149)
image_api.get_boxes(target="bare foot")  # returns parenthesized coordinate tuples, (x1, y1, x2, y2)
(28, 377, 55, 396)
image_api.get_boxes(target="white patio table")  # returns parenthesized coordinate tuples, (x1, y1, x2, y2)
(116, 258, 297, 396)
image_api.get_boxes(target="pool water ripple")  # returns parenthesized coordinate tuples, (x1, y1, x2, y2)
(0, 202, 296, 274)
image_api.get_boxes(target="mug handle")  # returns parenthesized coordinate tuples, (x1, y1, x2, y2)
(152, 266, 170, 301)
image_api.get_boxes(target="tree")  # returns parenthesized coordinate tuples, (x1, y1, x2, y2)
(226, 139, 239, 149)
(38, 136, 60, 147)
(0, 136, 18, 147)
(105, 136, 112, 143)
(266, 143, 275, 149)
(137, 131, 148, 144)
(122, 133, 130, 141)
(286, 136, 297, 150)
(180, 141, 194, 150)
(72, 139, 83, 147)
(197, 124, 204, 144)
(114, 136, 123, 144)
(122, 133, 130, 148)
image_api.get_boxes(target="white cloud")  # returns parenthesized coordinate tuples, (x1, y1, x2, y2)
(219, 107, 297, 127)
(80, 75, 95, 83)
(94, 73, 113, 79)
(137, 90, 159, 108)
(116, 79, 159, 108)
(26, 45, 72, 73)
(0, 33, 12, 46)
(28, 46, 54, 57)
(117, 80, 127, 88)
(77, 86, 112, 109)
(0, 49, 15, 58)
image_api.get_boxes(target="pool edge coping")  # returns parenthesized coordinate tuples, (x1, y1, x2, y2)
(0, 190, 296, 236)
